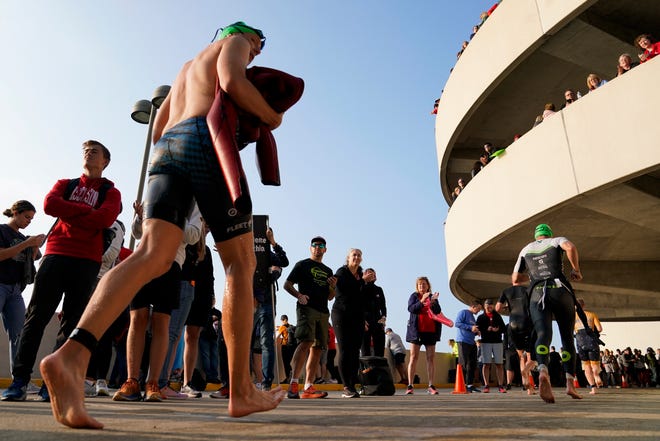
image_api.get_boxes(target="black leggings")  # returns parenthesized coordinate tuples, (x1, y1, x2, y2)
(458, 341, 478, 385)
(13, 255, 99, 380)
(529, 285, 576, 377)
(362, 321, 386, 357)
(331, 309, 364, 390)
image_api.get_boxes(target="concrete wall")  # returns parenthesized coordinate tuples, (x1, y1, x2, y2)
(0, 314, 60, 379)
(436, 0, 594, 187)
(444, 58, 660, 279)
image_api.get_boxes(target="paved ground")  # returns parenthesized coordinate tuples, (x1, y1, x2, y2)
(1, 385, 659, 441)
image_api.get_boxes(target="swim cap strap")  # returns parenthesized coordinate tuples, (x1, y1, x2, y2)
(212, 21, 265, 48)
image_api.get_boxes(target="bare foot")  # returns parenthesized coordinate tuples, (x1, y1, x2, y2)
(522, 359, 537, 378)
(526, 379, 536, 395)
(228, 385, 285, 417)
(589, 385, 597, 395)
(521, 361, 537, 396)
(538, 370, 555, 403)
(40, 345, 103, 429)
(566, 381, 583, 400)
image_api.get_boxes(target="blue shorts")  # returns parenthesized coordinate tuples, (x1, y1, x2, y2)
(146, 116, 252, 243)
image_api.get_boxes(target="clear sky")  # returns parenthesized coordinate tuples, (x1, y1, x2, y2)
(3, 1, 653, 352)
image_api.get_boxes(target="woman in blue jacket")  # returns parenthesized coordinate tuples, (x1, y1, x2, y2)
(405, 276, 442, 395)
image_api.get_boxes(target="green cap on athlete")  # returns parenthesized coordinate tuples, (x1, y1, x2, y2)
(211, 21, 265, 49)
(534, 223, 553, 239)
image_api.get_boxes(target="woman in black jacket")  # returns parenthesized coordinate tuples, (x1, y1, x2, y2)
(331, 248, 375, 398)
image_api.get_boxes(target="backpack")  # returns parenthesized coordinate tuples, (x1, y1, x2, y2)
(358, 356, 395, 396)
(286, 324, 297, 347)
(63, 178, 117, 252)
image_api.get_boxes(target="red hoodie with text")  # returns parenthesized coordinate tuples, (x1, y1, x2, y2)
(44, 175, 121, 263)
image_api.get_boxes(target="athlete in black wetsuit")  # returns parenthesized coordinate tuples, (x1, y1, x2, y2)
(496, 283, 536, 394)
(511, 223, 583, 403)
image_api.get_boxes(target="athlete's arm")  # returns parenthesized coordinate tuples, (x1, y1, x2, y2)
(511, 253, 529, 285)
(593, 313, 603, 333)
(218, 36, 281, 129)
(512, 271, 529, 285)
(152, 93, 171, 144)
(560, 240, 582, 281)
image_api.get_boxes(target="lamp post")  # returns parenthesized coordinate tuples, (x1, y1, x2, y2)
(128, 85, 170, 250)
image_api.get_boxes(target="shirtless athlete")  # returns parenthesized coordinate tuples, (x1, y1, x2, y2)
(40, 21, 287, 429)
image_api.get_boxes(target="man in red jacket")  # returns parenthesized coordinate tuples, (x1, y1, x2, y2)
(2, 140, 120, 402)
(41, 21, 294, 429)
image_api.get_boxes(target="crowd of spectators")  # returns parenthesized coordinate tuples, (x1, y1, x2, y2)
(495, 344, 659, 391)
(433, 2, 502, 114)
(445, 31, 658, 204)
(457, 2, 500, 61)
(578, 346, 660, 389)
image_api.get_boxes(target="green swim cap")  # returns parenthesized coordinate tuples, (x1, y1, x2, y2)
(534, 223, 553, 239)
(212, 21, 265, 49)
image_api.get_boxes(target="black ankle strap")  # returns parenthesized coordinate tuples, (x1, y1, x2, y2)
(69, 328, 99, 352)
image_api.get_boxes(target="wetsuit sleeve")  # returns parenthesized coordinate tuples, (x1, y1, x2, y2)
(512, 250, 527, 274)
(552, 237, 569, 247)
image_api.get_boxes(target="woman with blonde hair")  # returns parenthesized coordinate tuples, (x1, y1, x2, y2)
(0, 200, 44, 373)
(405, 276, 443, 395)
(586, 73, 607, 92)
(331, 248, 375, 398)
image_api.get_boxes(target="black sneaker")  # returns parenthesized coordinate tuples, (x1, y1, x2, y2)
(37, 383, 50, 402)
(467, 385, 481, 393)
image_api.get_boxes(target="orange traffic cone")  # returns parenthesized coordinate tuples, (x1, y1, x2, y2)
(573, 377, 580, 388)
(528, 374, 535, 390)
(452, 364, 468, 394)
(621, 375, 629, 388)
